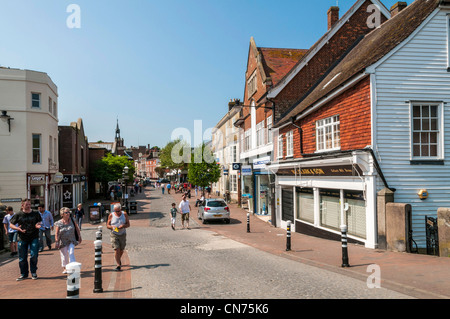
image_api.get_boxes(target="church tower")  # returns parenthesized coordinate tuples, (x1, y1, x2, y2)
(115, 118, 125, 155)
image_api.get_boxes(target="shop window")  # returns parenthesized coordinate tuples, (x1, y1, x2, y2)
(319, 189, 341, 231)
(30, 185, 45, 209)
(296, 188, 314, 223)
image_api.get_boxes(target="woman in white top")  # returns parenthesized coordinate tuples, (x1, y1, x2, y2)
(107, 203, 130, 271)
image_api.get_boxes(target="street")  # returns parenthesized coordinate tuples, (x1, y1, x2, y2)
(124, 187, 411, 299)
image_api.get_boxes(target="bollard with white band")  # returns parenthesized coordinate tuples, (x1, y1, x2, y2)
(247, 213, 250, 233)
(66, 262, 82, 299)
(340, 225, 350, 267)
(286, 220, 291, 251)
(93, 239, 103, 293)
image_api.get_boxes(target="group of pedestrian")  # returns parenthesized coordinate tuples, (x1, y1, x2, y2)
(2, 198, 130, 281)
(169, 192, 193, 230)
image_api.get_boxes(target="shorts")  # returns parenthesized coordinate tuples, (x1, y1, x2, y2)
(110, 232, 127, 250)
(171, 217, 176, 224)
(181, 213, 189, 221)
(8, 232, 18, 243)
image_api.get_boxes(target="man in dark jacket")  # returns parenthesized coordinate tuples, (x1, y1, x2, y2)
(10, 199, 42, 281)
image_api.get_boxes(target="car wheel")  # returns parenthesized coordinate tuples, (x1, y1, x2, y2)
(225, 219, 230, 224)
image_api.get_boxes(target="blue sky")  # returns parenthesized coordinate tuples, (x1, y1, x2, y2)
(0, 0, 405, 148)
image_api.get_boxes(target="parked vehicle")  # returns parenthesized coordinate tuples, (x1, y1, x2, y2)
(197, 198, 230, 224)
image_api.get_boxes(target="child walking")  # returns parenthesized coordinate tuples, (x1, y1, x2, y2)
(170, 203, 178, 230)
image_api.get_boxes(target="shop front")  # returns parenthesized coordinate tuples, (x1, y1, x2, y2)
(27, 173, 63, 216)
(269, 150, 378, 248)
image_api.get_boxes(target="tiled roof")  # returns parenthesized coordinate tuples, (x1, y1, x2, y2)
(258, 47, 308, 86)
(276, 0, 442, 127)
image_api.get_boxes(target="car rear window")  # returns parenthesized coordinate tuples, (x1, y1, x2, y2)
(207, 201, 227, 207)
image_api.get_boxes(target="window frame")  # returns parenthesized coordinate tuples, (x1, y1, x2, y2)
(286, 130, 294, 157)
(316, 115, 340, 152)
(32, 134, 42, 164)
(247, 71, 257, 98)
(277, 133, 284, 159)
(31, 92, 41, 109)
(410, 102, 444, 161)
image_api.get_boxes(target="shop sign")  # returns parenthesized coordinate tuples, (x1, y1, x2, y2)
(1, 198, 22, 203)
(223, 169, 229, 176)
(242, 165, 252, 176)
(51, 172, 64, 184)
(253, 156, 270, 169)
(29, 174, 46, 185)
(277, 165, 362, 177)
(62, 175, 73, 184)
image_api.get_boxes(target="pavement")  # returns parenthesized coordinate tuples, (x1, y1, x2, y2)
(0, 185, 449, 299)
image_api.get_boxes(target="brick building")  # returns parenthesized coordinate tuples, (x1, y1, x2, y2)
(58, 118, 89, 209)
(268, 0, 450, 250)
(233, 37, 307, 219)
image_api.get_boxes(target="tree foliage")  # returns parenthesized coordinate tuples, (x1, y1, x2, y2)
(92, 153, 135, 184)
(187, 143, 220, 188)
(160, 139, 190, 171)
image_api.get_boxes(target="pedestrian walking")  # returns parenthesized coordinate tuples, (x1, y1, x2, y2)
(107, 203, 130, 271)
(161, 183, 165, 194)
(9, 199, 42, 281)
(167, 182, 171, 194)
(195, 186, 198, 197)
(54, 207, 82, 274)
(2, 206, 18, 257)
(37, 204, 54, 252)
(178, 195, 191, 229)
(170, 203, 178, 230)
(75, 203, 85, 230)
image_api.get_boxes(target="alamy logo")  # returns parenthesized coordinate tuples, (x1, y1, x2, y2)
(367, 4, 381, 29)
(66, 4, 81, 29)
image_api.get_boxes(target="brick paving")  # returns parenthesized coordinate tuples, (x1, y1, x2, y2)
(1, 185, 449, 299)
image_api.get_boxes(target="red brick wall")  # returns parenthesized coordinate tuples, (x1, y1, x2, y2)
(273, 0, 387, 121)
(242, 43, 272, 134)
(279, 76, 371, 159)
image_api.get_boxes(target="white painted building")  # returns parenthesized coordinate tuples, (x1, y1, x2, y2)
(212, 103, 241, 202)
(0, 67, 60, 213)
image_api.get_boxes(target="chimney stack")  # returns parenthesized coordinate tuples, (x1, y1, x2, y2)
(328, 6, 339, 30)
(390, 2, 407, 18)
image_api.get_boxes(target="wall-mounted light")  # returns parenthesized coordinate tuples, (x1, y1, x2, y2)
(417, 189, 428, 200)
(0, 111, 14, 132)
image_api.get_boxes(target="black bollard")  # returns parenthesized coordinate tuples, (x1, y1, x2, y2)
(93, 240, 103, 293)
(247, 213, 250, 233)
(340, 225, 350, 267)
(286, 220, 291, 251)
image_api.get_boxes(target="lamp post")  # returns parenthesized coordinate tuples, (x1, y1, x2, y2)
(123, 165, 129, 213)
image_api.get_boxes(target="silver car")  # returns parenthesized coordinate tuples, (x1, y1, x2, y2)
(197, 198, 230, 224)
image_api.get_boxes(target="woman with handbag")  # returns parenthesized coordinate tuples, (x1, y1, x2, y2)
(55, 207, 82, 274)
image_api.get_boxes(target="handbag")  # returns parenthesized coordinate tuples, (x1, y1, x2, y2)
(70, 215, 80, 241)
